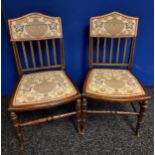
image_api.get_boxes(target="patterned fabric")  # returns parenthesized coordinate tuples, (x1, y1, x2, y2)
(90, 12, 138, 37)
(8, 13, 62, 41)
(85, 69, 145, 98)
(13, 71, 77, 106)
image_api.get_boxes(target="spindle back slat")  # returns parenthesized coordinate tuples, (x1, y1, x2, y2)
(21, 42, 29, 68)
(122, 38, 128, 63)
(109, 38, 114, 63)
(8, 13, 65, 75)
(45, 40, 51, 66)
(37, 41, 44, 66)
(89, 12, 138, 69)
(52, 39, 57, 65)
(96, 38, 100, 63)
(116, 38, 121, 63)
(29, 41, 36, 67)
(103, 38, 107, 63)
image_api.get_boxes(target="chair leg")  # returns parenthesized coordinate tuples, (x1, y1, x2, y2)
(10, 112, 24, 151)
(76, 99, 82, 133)
(136, 101, 148, 137)
(81, 98, 87, 134)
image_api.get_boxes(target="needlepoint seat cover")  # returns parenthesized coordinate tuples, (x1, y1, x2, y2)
(12, 71, 78, 106)
(84, 69, 145, 99)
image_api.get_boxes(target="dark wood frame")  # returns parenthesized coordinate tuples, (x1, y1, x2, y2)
(7, 13, 82, 151)
(81, 12, 151, 137)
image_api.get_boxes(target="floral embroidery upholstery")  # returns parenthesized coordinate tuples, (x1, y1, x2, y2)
(13, 71, 77, 106)
(90, 12, 138, 37)
(8, 13, 62, 41)
(85, 69, 145, 98)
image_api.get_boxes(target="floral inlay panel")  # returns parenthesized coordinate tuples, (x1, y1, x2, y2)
(13, 71, 77, 106)
(85, 69, 145, 98)
(8, 13, 63, 41)
(90, 12, 138, 37)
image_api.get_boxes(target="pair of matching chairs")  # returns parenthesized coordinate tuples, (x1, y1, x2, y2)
(8, 12, 150, 151)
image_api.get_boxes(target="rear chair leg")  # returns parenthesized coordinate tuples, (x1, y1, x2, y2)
(81, 98, 87, 134)
(10, 112, 24, 151)
(136, 101, 148, 137)
(76, 99, 82, 133)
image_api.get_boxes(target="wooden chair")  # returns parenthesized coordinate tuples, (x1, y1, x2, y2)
(82, 12, 151, 136)
(8, 12, 81, 151)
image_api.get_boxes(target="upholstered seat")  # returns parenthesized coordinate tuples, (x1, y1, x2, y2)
(84, 69, 145, 99)
(13, 70, 78, 106)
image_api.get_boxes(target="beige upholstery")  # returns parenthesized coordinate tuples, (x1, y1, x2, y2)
(90, 12, 138, 37)
(13, 71, 77, 106)
(85, 69, 145, 98)
(8, 13, 62, 41)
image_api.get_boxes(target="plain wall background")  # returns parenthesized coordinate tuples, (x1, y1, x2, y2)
(2, 0, 154, 96)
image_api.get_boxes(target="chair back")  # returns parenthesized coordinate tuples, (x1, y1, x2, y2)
(8, 12, 65, 75)
(89, 12, 139, 69)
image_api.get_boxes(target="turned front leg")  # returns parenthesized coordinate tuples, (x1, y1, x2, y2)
(81, 98, 87, 134)
(10, 112, 24, 151)
(136, 101, 148, 137)
(76, 99, 82, 133)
